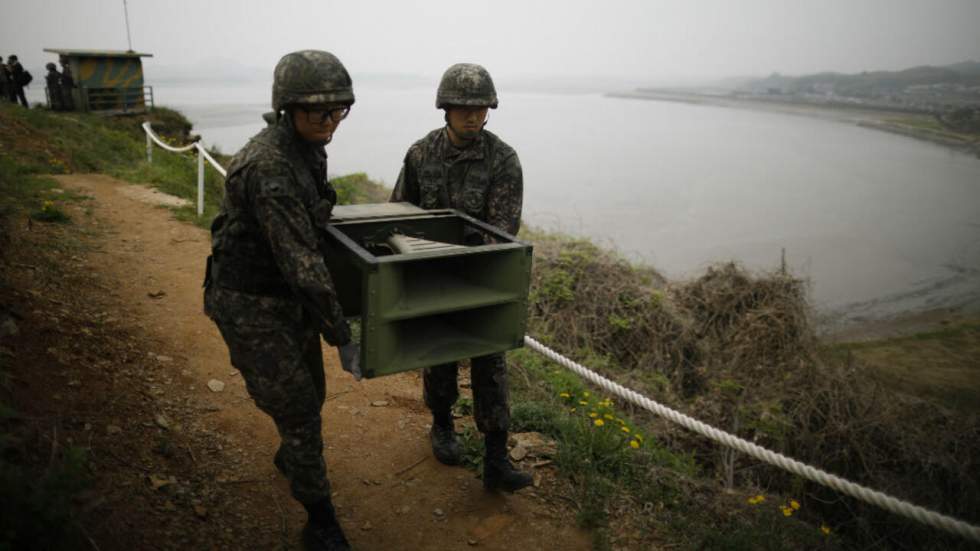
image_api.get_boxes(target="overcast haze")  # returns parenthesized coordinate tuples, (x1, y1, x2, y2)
(3, 0, 979, 84)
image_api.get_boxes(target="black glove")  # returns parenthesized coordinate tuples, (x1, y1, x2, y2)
(338, 342, 362, 381)
(462, 227, 486, 246)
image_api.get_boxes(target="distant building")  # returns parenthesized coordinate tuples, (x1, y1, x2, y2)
(42, 48, 154, 113)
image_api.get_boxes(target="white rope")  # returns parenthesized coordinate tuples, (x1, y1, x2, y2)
(142, 121, 228, 176)
(141, 121, 197, 153)
(523, 335, 980, 543)
(197, 145, 227, 178)
(141, 122, 228, 215)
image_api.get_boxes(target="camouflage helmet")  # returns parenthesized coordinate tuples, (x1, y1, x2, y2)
(436, 63, 498, 109)
(272, 50, 354, 112)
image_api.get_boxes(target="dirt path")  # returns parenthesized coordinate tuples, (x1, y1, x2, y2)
(2, 174, 591, 550)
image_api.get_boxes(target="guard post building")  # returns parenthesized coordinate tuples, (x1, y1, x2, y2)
(43, 48, 154, 114)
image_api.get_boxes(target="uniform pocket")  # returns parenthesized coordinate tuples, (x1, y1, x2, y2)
(420, 182, 441, 209)
(462, 188, 486, 217)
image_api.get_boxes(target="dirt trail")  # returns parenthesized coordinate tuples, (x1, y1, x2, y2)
(6, 173, 591, 550)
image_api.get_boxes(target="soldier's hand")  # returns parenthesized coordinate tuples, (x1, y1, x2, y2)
(338, 342, 362, 381)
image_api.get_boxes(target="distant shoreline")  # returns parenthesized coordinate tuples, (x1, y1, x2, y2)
(607, 90, 980, 157)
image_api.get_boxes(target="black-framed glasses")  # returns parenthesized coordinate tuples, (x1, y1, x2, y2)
(303, 105, 350, 125)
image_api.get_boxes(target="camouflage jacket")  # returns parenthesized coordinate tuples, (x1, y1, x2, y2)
(205, 114, 350, 346)
(391, 127, 523, 237)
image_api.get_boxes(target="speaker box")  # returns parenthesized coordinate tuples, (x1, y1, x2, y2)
(321, 203, 532, 378)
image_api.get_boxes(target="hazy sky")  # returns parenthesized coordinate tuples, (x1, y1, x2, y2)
(3, 0, 979, 83)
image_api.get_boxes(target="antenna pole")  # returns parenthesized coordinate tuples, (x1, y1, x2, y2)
(123, 0, 134, 51)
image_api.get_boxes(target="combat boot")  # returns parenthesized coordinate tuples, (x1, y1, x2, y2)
(302, 498, 351, 551)
(429, 411, 462, 466)
(483, 431, 533, 492)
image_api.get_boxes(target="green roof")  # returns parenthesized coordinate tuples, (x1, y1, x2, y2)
(43, 48, 153, 58)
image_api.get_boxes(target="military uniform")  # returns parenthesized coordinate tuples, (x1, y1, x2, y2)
(7, 58, 28, 108)
(391, 63, 531, 493)
(60, 64, 75, 111)
(0, 63, 10, 103)
(391, 127, 523, 433)
(206, 111, 349, 505)
(45, 64, 63, 110)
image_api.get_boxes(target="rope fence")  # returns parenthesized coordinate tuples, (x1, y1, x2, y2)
(142, 122, 226, 217)
(524, 336, 980, 543)
(139, 119, 979, 543)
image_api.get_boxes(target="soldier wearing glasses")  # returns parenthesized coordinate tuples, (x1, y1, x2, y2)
(391, 63, 531, 493)
(205, 50, 358, 551)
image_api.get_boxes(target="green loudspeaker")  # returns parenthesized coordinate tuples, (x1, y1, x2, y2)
(321, 203, 532, 379)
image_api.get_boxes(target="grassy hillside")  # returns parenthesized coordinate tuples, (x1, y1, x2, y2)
(0, 103, 386, 230)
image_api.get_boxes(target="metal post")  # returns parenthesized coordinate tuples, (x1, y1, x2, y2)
(197, 145, 205, 217)
(146, 129, 152, 163)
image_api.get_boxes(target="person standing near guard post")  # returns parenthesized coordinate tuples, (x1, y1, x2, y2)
(45, 62, 63, 111)
(204, 50, 361, 551)
(7, 55, 28, 107)
(391, 63, 533, 493)
(0, 60, 11, 103)
(60, 58, 75, 111)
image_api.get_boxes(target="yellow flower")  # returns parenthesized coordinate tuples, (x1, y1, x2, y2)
(820, 525, 831, 536)
(594, 419, 605, 427)
(781, 507, 793, 517)
(747, 495, 766, 505)
(603, 413, 614, 420)
(790, 499, 800, 510)
(634, 434, 644, 442)
(620, 426, 630, 433)
(579, 400, 588, 406)
(589, 412, 598, 418)
(629, 440, 640, 449)
(570, 407, 576, 413)
(582, 391, 590, 397)
(559, 392, 570, 398)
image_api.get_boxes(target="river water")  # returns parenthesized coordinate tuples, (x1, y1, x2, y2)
(149, 78, 980, 325)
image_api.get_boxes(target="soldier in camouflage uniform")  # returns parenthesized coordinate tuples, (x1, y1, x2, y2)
(45, 63, 63, 111)
(204, 50, 359, 551)
(391, 63, 532, 493)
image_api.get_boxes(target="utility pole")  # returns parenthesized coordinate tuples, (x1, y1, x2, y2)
(123, 0, 134, 51)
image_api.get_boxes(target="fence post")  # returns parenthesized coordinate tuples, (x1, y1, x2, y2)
(146, 129, 153, 163)
(197, 145, 205, 217)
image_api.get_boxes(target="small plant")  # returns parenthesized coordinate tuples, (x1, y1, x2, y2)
(30, 200, 70, 223)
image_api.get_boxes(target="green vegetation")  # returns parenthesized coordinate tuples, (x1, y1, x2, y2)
(502, 227, 979, 549)
(0, 103, 387, 232)
(831, 321, 980, 413)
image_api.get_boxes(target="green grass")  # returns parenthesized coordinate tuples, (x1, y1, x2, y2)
(0, 103, 393, 232)
(831, 321, 980, 413)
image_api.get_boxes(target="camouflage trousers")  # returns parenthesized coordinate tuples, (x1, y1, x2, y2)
(424, 352, 510, 433)
(213, 317, 331, 505)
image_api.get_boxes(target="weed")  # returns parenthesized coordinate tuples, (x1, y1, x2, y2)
(30, 200, 71, 224)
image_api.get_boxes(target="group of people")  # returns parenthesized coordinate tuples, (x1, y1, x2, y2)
(0, 54, 29, 107)
(44, 58, 75, 111)
(204, 50, 528, 551)
(0, 55, 75, 110)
